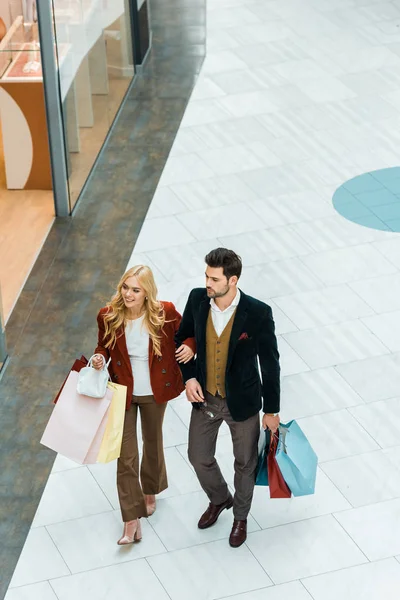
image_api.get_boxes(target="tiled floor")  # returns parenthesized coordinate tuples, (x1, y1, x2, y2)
(6, 0, 400, 597)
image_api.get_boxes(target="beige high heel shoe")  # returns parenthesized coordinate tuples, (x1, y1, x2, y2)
(117, 519, 142, 545)
(145, 494, 156, 516)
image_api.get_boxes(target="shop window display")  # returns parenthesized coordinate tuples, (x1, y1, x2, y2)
(0, 0, 135, 324)
(51, 0, 135, 208)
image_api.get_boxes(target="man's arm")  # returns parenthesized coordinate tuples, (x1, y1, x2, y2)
(175, 290, 197, 382)
(257, 306, 280, 415)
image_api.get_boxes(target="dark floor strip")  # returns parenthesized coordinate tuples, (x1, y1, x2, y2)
(0, 0, 206, 595)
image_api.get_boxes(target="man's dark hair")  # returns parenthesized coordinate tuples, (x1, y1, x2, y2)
(205, 248, 242, 281)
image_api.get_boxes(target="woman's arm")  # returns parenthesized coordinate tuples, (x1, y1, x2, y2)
(94, 311, 110, 362)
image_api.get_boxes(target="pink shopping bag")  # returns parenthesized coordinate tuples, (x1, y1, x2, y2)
(41, 370, 113, 464)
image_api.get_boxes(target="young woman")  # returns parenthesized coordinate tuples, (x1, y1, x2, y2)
(93, 265, 195, 545)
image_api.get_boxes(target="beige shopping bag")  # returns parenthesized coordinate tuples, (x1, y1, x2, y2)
(97, 381, 127, 463)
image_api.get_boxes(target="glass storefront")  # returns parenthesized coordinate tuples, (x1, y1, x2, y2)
(0, 0, 149, 368)
(51, 0, 135, 210)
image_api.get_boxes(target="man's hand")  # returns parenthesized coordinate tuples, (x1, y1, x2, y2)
(185, 378, 204, 403)
(262, 413, 280, 433)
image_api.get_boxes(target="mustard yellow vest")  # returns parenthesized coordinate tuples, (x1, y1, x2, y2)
(206, 309, 236, 398)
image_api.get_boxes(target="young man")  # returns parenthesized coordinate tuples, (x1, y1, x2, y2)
(175, 248, 280, 547)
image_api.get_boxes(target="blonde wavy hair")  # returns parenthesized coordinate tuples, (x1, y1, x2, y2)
(103, 265, 166, 356)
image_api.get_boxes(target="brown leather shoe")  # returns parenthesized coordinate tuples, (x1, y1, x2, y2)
(198, 495, 234, 529)
(229, 519, 247, 547)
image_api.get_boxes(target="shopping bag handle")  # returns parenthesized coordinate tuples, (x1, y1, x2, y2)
(270, 428, 288, 454)
(89, 354, 111, 372)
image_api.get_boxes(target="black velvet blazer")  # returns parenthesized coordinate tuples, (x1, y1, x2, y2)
(175, 288, 280, 422)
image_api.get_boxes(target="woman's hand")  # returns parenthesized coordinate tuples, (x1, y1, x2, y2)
(175, 344, 194, 364)
(92, 354, 105, 370)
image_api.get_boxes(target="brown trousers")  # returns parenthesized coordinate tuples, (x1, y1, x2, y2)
(117, 395, 167, 521)
(188, 392, 260, 521)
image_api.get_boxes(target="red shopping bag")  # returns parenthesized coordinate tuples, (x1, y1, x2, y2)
(268, 431, 291, 498)
(54, 355, 88, 404)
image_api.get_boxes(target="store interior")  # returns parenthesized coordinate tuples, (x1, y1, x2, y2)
(0, 0, 134, 322)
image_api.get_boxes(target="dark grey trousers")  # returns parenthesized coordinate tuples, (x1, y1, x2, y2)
(188, 391, 260, 521)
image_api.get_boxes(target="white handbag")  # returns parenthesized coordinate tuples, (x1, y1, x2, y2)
(77, 354, 111, 399)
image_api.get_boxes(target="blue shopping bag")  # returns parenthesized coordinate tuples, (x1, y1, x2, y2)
(275, 420, 318, 496)
(255, 428, 269, 486)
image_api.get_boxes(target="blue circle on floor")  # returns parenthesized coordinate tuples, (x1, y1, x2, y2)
(333, 167, 400, 232)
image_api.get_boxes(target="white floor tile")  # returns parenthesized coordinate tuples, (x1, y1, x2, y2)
(280, 367, 364, 421)
(283, 321, 388, 370)
(335, 498, 400, 561)
(146, 239, 220, 282)
(349, 398, 400, 448)
(296, 77, 356, 103)
(350, 273, 400, 315)
(192, 118, 275, 151)
(208, 70, 267, 94)
(157, 275, 205, 314)
(134, 217, 196, 253)
(374, 237, 400, 269)
(298, 409, 379, 463)
(301, 244, 397, 286)
(145, 186, 187, 217)
(267, 300, 298, 335)
(383, 446, 400, 472)
(148, 539, 272, 600)
(190, 77, 226, 101)
(180, 99, 232, 128)
(362, 310, 400, 352)
(177, 202, 264, 240)
(321, 450, 400, 507)
(274, 285, 374, 330)
(46, 511, 166, 573)
(160, 403, 189, 448)
(5, 582, 58, 600)
(171, 174, 258, 211)
(218, 581, 313, 600)
(148, 490, 260, 551)
(49, 559, 170, 600)
(250, 469, 350, 529)
(168, 393, 194, 429)
(32, 468, 112, 528)
(158, 154, 215, 187)
(88, 461, 119, 510)
(157, 447, 202, 499)
(239, 258, 322, 299)
(219, 227, 313, 266)
(278, 337, 310, 376)
(246, 515, 367, 584)
(259, 191, 336, 224)
(336, 353, 400, 403)
(202, 50, 248, 75)
(196, 145, 260, 176)
(302, 558, 400, 600)
(216, 90, 278, 118)
(9, 528, 70, 588)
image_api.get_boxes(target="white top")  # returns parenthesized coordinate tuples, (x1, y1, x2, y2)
(210, 289, 241, 337)
(125, 315, 153, 396)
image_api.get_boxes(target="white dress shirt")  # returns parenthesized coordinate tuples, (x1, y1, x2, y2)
(125, 316, 153, 396)
(210, 289, 241, 337)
